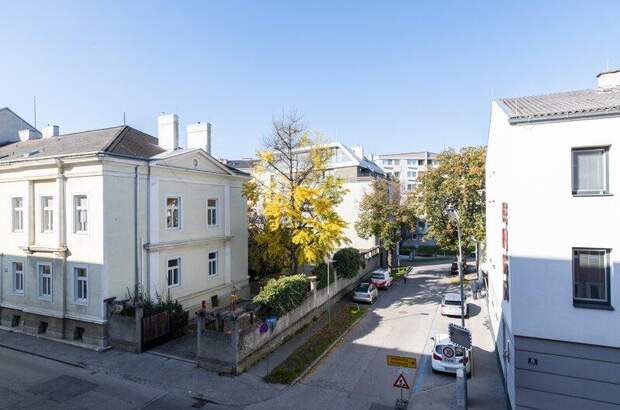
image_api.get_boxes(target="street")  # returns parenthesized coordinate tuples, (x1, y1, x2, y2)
(0, 262, 505, 410)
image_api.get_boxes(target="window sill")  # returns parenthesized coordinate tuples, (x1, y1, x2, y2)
(572, 193, 613, 197)
(11, 292, 25, 296)
(73, 300, 89, 306)
(573, 301, 614, 311)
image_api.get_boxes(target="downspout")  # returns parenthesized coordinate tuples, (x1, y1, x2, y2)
(55, 159, 67, 337)
(145, 163, 151, 299)
(134, 165, 139, 297)
(0, 253, 4, 307)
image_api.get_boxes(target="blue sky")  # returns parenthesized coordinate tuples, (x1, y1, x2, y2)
(1, 1, 619, 159)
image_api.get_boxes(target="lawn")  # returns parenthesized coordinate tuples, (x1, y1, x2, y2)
(264, 303, 368, 384)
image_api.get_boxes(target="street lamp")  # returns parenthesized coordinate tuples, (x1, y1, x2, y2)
(326, 257, 335, 327)
(446, 207, 468, 409)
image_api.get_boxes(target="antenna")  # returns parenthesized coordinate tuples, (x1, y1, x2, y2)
(123, 112, 126, 125)
(33, 96, 37, 129)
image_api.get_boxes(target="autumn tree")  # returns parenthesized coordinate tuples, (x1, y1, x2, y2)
(410, 146, 486, 253)
(355, 178, 416, 268)
(244, 112, 349, 275)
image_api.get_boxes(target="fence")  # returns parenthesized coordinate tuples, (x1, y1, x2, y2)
(196, 247, 382, 374)
(108, 307, 172, 353)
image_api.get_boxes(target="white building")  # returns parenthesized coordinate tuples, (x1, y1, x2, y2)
(226, 143, 386, 251)
(373, 151, 438, 193)
(486, 70, 620, 409)
(0, 112, 249, 348)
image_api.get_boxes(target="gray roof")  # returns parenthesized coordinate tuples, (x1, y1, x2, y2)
(0, 126, 165, 162)
(500, 87, 620, 124)
(224, 159, 257, 170)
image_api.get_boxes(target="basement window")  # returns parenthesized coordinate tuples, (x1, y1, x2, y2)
(73, 327, 85, 341)
(11, 315, 20, 327)
(38, 321, 48, 334)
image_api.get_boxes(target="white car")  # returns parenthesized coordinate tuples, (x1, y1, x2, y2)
(430, 334, 472, 376)
(441, 293, 468, 317)
(352, 282, 378, 304)
(369, 269, 393, 289)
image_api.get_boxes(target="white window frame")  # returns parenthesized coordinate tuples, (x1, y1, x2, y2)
(167, 257, 181, 287)
(12, 197, 24, 232)
(38, 262, 52, 300)
(41, 196, 54, 233)
(571, 146, 610, 196)
(13, 261, 24, 294)
(207, 198, 219, 227)
(74, 266, 88, 304)
(407, 171, 417, 179)
(74, 195, 88, 234)
(208, 251, 219, 277)
(166, 196, 182, 230)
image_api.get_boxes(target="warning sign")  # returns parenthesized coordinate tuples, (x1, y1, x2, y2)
(393, 373, 410, 389)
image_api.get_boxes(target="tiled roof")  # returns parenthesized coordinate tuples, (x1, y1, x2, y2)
(500, 87, 620, 124)
(0, 126, 165, 162)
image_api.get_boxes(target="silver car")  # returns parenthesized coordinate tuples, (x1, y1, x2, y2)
(352, 282, 378, 304)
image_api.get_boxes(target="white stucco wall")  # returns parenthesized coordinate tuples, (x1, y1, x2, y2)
(338, 180, 377, 250)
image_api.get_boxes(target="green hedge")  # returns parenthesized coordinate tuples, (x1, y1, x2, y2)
(416, 245, 438, 257)
(253, 275, 310, 318)
(313, 263, 336, 290)
(333, 248, 361, 279)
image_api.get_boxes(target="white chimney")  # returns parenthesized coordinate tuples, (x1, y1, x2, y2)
(157, 113, 179, 151)
(42, 125, 60, 139)
(187, 122, 212, 153)
(18, 129, 39, 141)
(351, 145, 364, 159)
(597, 69, 620, 89)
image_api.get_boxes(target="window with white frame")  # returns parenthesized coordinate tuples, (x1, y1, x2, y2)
(74, 195, 88, 233)
(572, 147, 609, 195)
(573, 248, 611, 307)
(38, 264, 52, 299)
(167, 258, 180, 286)
(166, 197, 181, 229)
(407, 183, 416, 191)
(41, 196, 53, 232)
(407, 159, 417, 167)
(418, 159, 425, 166)
(12, 197, 23, 232)
(407, 171, 417, 179)
(13, 262, 24, 293)
(74, 267, 88, 303)
(207, 199, 218, 227)
(208, 251, 218, 276)
(383, 159, 393, 166)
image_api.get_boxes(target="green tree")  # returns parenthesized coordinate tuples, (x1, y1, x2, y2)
(355, 179, 415, 268)
(411, 147, 486, 252)
(243, 112, 349, 275)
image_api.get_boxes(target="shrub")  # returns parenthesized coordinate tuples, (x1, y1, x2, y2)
(416, 245, 438, 257)
(313, 263, 337, 290)
(333, 248, 361, 279)
(253, 275, 310, 318)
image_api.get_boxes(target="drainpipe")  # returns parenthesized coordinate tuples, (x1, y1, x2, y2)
(55, 159, 68, 338)
(0, 253, 4, 308)
(145, 163, 151, 299)
(134, 165, 139, 297)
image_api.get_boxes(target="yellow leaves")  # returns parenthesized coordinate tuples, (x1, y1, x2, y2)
(258, 150, 275, 163)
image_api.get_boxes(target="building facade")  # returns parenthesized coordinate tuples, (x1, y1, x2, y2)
(373, 151, 438, 193)
(486, 71, 620, 409)
(0, 113, 249, 349)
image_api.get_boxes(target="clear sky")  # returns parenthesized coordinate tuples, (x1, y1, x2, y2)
(1, 1, 619, 159)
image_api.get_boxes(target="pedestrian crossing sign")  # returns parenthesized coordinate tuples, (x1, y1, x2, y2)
(393, 373, 410, 389)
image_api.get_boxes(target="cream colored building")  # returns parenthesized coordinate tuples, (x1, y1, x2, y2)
(0, 113, 249, 348)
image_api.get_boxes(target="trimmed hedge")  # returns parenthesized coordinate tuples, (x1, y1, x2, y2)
(253, 275, 310, 318)
(333, 248, 361, 279)
(313, 263, 336, 290)
(416, 245, 438, 257)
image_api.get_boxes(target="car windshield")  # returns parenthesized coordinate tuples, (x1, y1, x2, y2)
(356, 284, 370, 292)
(371, 274, 385, 279)
(444, 299, 461, 306)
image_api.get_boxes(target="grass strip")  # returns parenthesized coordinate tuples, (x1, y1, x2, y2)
(264, 304, 368, 384)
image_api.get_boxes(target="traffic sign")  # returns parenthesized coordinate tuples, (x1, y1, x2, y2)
(393, 373, 410, 389)
(387, 355, 417, 368)
(449, 323, 472, 349)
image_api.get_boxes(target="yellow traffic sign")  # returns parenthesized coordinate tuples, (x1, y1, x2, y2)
(387, 355, 417, 369)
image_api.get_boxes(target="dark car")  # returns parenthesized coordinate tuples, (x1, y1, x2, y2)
(450, 258, 466, 275)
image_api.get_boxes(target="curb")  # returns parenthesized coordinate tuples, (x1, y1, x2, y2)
(0, 341, 86, 369)
(290, 307, 368, 385)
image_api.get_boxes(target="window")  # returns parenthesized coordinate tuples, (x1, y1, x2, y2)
(418, 159, 425, 166)
(407, 183, 416, 191)
(208, 251, 218, 276)
(74, 267, 88, 303)
(407, 171, 417, 179)
(394, 172, 400, 179)
(41, 196, 53, 232)
(572, 147, 609, 195)
(13, 262, 24, 293)
(383, 159, 393, 166)
(573, 248, 611, 308)
(393, 159, 400, 166)
(407, 159, 417, 167)
(74, 195, 88, 233)
(166, 197, 180, 229)
(167, 258, 180, 287)
(38, 263, 52, 299)
(207, 199, 218, 227)
(12, 197, 23, 232)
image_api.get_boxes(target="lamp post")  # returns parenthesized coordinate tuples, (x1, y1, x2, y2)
(326, 257, 335, 327)
(446, 207, 468, 409)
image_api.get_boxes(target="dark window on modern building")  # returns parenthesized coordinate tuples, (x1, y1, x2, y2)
(573, 248, 611, 308)
(572, 147, 609, 195)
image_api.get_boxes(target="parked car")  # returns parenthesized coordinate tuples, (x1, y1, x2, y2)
(441, 293, 468, 317)
(450, 257, 467, 275)
(369, 269, 393, 289)
(352, 282, 378, 304)
(430, 333, 472, 376)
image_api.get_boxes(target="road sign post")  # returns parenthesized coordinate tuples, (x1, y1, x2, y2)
(393, 372, 410, 410)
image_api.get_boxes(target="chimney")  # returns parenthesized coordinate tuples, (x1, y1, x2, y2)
(18, 129, 39, 141)
(42, 125, 59, 139)
(597, 69, 620, 89)
(187, 122, 212, 153)
(157, 113, 179, 151)
(351, 145, 364, 159)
